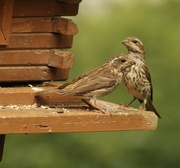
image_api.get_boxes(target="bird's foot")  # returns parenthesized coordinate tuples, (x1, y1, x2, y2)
(93, 107, 106, 114)
(138, 106, 145, 111)
(82, 99, 107, 114)
(119, 102, 129, 107)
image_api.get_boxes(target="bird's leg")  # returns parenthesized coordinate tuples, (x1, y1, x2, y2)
(82, 99, 106, 114)
(92, 95, 97, 105)
(128, 97, 137, 106)
(120, 97, 137, 107)
(143, 99, 147, 110)
(138, 99, 146, 110)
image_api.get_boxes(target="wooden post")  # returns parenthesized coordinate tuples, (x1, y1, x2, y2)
(0, 135, 5, 161)
(0, 0, 14, 45)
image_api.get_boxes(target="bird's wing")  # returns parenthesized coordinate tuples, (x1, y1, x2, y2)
(143, 65, 153, 101)
(64, 75, 117, 95)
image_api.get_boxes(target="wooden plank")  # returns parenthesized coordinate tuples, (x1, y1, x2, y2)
(0, 66, 70, 82)
(0, 34, 73, 49)
(48, 50, 74, 68)
(0, 87, 158, 133)
(0, 50, 49, 66)
(0, 105, 158, 134)
(0, 0, 14, 45)
(11, 17, 78, 35)
(0, 50, 74, 68)
(0, 30, 7, 45)
(0, 87, 82, 105)
(11, 17, 52, 33)
(0, 135, 5, 161)
(13, 0, 80, 17)
(52, 17, 78, 35)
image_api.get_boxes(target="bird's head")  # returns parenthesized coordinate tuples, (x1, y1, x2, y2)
(109, 54, 135, 70)
(122, 37, 145, 55)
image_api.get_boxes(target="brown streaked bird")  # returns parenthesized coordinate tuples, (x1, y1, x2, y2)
(122, 37, 161, 118)
(36, 54, 135, 113)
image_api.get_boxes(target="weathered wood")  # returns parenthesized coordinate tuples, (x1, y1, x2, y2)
(48, 50, 74, 68)
(0, 134, 5, 161)
(0, 50, 74, 68)
(0, 87, 158, 133)
(11, 17, 78, 35)
(0, 34, 73, 49)
(52, 17, 78, 35)
(11, 17, 52, 33)
(0, 30, 7, 44)
(13, 0, 80, 17)
(0, 0, 14, 45)
(0, 50, 49, 66)
(0, 106, 158, 134)
(0, 67, 70, 82)
(0, 87, 81, 105)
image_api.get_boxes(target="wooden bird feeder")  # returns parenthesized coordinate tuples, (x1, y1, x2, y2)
(0, 0, 158, 162)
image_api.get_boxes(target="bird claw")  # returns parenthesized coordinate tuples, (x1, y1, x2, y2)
(90, 105, 107, 114)
(119, 102, 129, 107)
(94, 108, 106, 114)
(138, 106, 145, 111)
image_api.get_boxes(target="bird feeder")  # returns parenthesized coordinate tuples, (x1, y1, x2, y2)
(0, 0, 158, 161)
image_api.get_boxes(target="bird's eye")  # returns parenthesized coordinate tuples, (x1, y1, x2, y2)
(121, 58, 126, 63)
(132, 40, 138, 43)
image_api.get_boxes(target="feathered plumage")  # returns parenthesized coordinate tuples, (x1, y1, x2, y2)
(122, 37, 161, 118)
(36, 54, 135, 112)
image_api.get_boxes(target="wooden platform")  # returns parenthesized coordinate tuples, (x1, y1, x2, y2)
(0, 86, 158, 161)
(0, 104, 157, 134)
(0, 87, 158, 134)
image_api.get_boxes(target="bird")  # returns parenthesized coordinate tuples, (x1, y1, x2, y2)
(121, 37, 161, 118)
(36, 54, 135, 113)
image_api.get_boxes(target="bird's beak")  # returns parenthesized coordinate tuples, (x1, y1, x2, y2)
(122, 39, 129, 45)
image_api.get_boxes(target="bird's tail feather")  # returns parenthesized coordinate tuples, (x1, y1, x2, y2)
(145, 99, 161, 119)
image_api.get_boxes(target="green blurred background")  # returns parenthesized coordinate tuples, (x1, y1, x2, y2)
(2, 0, 180, 167)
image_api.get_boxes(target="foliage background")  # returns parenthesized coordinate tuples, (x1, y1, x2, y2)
(2, 0, 180, 167)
